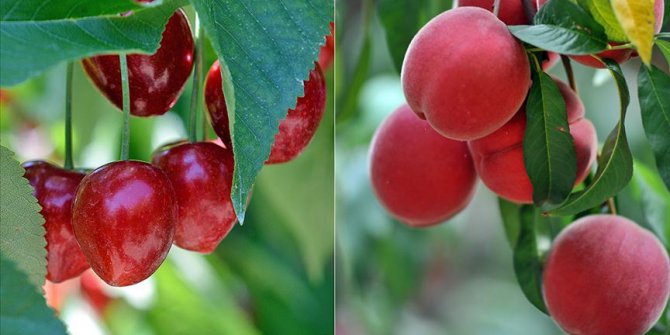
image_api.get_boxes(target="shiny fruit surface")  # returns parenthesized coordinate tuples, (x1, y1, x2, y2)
(23, 160, 89, 283)
(152, 141, 236, 253)
(72, 160, 176, 286)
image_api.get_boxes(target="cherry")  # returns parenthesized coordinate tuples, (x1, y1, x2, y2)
(318, 22, 335, 70)
(152, 141, 236, 253)
(369, 104, 477, 227)
(22, 161, 89, 283)
(205, 61, 327, 164)
(71, 160, 176, 286)
(81, 9, 194, 117)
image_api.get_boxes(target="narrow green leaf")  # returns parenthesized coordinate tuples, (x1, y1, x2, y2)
(656, 40, 670, 66)
(0, 0, 184, 86)
(550, 60, 633, 216)
(509, 0, 608, 55)
(577, 0, 627, 42)
(1, 0, 141, 21)
(0, 255, 67, 335)
(190, 0, 333, 222)
(336, 33, 371, 123)
(0, 145, 46, 290)
(513, 206, 548, 314)
(524, 66, 576, 209)
(630, 161, 670, 248)
(378, 0, 421, 73)
(498, 198, 522, 248)
(638, 65, 670, 191)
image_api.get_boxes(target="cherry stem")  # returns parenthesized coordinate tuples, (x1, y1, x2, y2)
(188, 15, 204, 143)
(64, 63, 74, 170)
(560, 55, 577, 94)
(493, 0, 502, 17)
(198, 25, 207, 141)
(120, 54, 131, 161)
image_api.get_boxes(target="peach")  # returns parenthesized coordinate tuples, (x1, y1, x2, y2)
(401, 7, 531, 140)
(458, 0, 546, 25)
(543, 215, 670, 335)
(369, 104, 477, 227)
(468, 78, 597, 204)
(571, 0, 664, 68)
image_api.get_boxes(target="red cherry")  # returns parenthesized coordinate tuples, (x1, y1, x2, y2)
(22, 161, 89, 283)
(204, 61, 327, 164)
(81, 9, 194, 117)
(152, 141, 236, 253)
(318, 22, 335, 70)
(72, 160, 176, 286)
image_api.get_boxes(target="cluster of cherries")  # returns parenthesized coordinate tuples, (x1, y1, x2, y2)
(369, 2, 669, 335)
(23, 9, 333, 287)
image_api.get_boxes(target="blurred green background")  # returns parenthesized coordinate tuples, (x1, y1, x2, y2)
(0, 7, 334, 335)
(334, 1, 670, 334)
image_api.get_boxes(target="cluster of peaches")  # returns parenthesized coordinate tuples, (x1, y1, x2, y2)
(369, 2, 669, 335)
(24, 9, 332, 288)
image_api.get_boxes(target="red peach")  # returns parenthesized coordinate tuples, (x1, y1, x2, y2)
(458, 0, 546, 25)
(543, 215, 670, 335)
(401, 7, 531, 140)
(468, 78, 597, 204)
(369, 104, 477, 227)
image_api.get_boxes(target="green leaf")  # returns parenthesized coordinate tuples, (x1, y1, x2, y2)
(638, 65, 670, 191)
(0, 255, 67, 335)
(378, 0, 421, 73)
(498, 198, 522, 248)
(630, 161, 670, 248)
(550, 60, 633, 216)
(513, 206, 548, 315)
(523, 65, 576, 209)
(254, 91, 334, 281)
(508, 0, 608, 55)
(577, 0, 627, 42)
(336, 32, 371, 123)
(0, 0, 185, 86)
(656, 40, 670, 66)
(0, 145, 46, 290)
(1, 0, 141, 21)
(190, 0, 333, 222)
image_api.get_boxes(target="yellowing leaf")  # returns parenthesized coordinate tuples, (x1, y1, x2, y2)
(578, 0, 627, 42)
(612, 0, 656, 65)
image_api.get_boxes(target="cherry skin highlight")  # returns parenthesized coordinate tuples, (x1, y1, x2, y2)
(205, 61, 327, 164)
(401, 7, 531, 140)
(543, 215, 670, 335)
(22, 161, 89, 283)
(81, 9, 194, 117)
(71, 160, 176, 286)
(152, 141, 236, 253)
(468, 78, 597, 204)
(369, 104, 477, 227)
